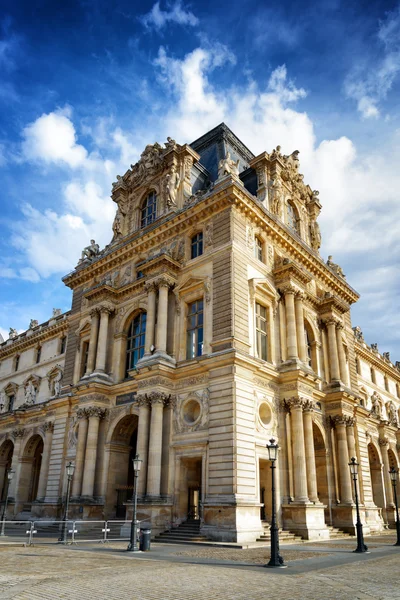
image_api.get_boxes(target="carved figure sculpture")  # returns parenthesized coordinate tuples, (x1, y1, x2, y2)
(326, 255, 345, 278)
(9, 328, 18, 339)
(53, 370, 62, 396)
(309, 218, 321, 250)
(165, 137, 177, 151)
(383, 352, 391, 362)
(352, 326, 364, 342)
(371, 343, 379, 352)
(52, 308, 61, 317)
(371, 392, 382, 418)
(386, 401, 398, 426)
(269, 178, 282, 216)
(29, 319, 39, 329)
(166, 164, 180, 207)
(218, 152, 240, 178)
(80, 240, 100, 261)
(25, 380, 36, 405)
(112, 208, 123, 239)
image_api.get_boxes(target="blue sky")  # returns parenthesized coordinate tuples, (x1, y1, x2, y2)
(1, 0, 400, 360)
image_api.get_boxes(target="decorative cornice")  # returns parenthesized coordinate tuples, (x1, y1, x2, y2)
(0, 317, 69, 360)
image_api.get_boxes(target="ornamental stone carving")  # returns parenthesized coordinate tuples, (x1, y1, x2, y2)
(24, 380, 37, 405)
(85, 406, 108, 419)
(204, 222, 213, 247)
(284, 397, 307, 411)
(269, 177, 282, 216)
(12, 428, 25, 439)
(174, 388, 209, 433)
(309, 218, 321, 251)
(166, 164, 180, 208)
(352, 326, 364, 342)
(331, 415, 354, 427)
(79, 239, 100, 263)
(9, 327, 18, 339)
(217, 152, 239, 178)
(43, 421, 54, 433)
(386, 401, 398, 426)
(371, 392, 382, 418)
(379, 437, 389, 447)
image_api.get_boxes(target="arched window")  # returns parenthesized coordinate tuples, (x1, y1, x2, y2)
(126, 312, 147, 374)
(287, 201, 299, 234)
(141, 191, 157, 228)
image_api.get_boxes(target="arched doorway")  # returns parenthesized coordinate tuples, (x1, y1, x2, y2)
(368, 443, 385, 514)
(259, 459, 272, 523)
(0, 440, 14, 502)
(313, 422, 329, 520)
(105, 414, 138, 518)
(19, 435, 44, 507)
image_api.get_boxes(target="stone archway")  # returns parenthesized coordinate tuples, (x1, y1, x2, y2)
(0, 439, 14, 502)
(313, 421, 329, 523)
(19, 434, 44, 506)
(105, 414, 138, 518)
(368, 443, 385, 515)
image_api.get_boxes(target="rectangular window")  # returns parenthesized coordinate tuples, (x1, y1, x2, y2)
(191, 232, 203, 259)
(255, 303, 268, 361)
(81, 341, 89, 377)
(255, 237, 263, 262)
(8, 395, 15, 412)
(36, 346, 41, 364)
(60, 336, 67, 355)
(14, 355, 19, 372)
(186, 299, 204, 359)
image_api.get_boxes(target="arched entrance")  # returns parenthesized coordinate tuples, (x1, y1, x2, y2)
(0, 440, 14, 502)
(368, 443, 385, 514)
(259, 459, 272, 523)
(19, 435, 44, 507)
(106, 414, 138, 518)
(313, 421, 329, 523)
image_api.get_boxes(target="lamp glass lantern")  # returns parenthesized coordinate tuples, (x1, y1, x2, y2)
(390, 467, 398, 484)
(7, 469, 14, 483)
(267, 438, 278, 462)
(133, 454, 142, 473)
(349, 457, 358, 477)
(66, 461, 75, 479)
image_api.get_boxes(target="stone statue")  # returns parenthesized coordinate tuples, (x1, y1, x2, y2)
(270, 145, 282, 159)
(218, 152, 240, 178)
(112, 175, 125, 191)
(0, 392, 5, 411)
(371, 392, 382, 418)
(25, 380, 36, 405)
(352, 326, 364, 342)
(53, 370, 62, 396)
(371, 343, 379, 352)
(29, 319, 39, 329)
(309, 218, 321, 251)
(166, 164, 180, 207)
(112, 208, 123, 239)
(269, 178, 282, 216)
(165, 137, 177, 151)
(326, 255, 345, 278)
(80, 239, 100, 262)
(386, 401, 398, 426)
(9, 328, 18, 340)
(383, 352, 391, 362)
(52, 308, 61, 317)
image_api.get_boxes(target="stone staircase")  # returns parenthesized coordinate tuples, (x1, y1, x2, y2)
(256, 522, 303, 544)
(154, 519, 209, 544)
(327, 525, 353, 539)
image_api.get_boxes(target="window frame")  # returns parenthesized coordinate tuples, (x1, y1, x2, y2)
(35, 346, 41, 364)
(287, 200, 300, 234)
(125, 312, 147, 375)
(255, 302, 268, 361)
(254, 236, 263, 262)
(186, 298, 204, 360)
(140, 191, 157, 229)
(190, 232, 203, 260)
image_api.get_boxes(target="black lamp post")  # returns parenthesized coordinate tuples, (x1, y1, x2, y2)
(0, 468, 15, 536)
(127, 454, 142, 552)
(389, 467, 400, 546)
(348, 457, 369, 553)
(265, 438, 286, 568)
(59, 461, 75, 543)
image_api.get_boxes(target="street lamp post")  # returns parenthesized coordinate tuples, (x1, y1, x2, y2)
(265, 438, 286, 568)
(389, 467, 400, 546)
(59, 461, 75, 544)
(348, 457, 369, 553)
(0, 469, 15, 536)
(127, 454, 142, 552)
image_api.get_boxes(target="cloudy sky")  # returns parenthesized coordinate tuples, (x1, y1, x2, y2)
(0, 0, 399, 358)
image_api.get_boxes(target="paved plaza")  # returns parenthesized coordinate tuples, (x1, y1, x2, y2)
(1, 534, 400, 600)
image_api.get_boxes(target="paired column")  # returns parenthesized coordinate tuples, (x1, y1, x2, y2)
(286, 398, 309, 502)
(36, 422, 54, 500)
(136, 396, 151, 496)
(95, 307, 113, 372)
(380, 438, 394, 507)
(85, 309, 100, 375)
(295, 293, 307, 363)
(336, 324, 349, 385)
(7, 429, 25, 500)
(71, 409, 89, 497)
(80, 407, 107, 497)
(156, 278, 170, 354)
(303, 401, 319, 502)
(325, 319, 341, 381)
(144, 283, 157, 355)
(284, 289, 298, 360)
(333, 416, 353, 504)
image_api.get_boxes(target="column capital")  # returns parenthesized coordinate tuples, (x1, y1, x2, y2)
(155, 274, 175, 289)
(89, 307, 100, 318)
(303, 399, 315, 413)
(331, 414, 353, 428)
(144, 281, 157, 293)
(294, 290, 306, 301)
(83, 406, 108, 419)
(284, 396, 307, 411)
(76, 407, 88, 419)
(379, 436, 390, 447)
(323, 317, 340, 328)
(335, 322, 344, 331)
(136, 393, 150, 407)
(42, 421, 54, 433)
(146, 391, 175, 406)
(98, 303, 114, 315)
(12, 428, 25, 439)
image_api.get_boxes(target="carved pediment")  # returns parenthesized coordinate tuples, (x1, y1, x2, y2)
(175, 276, 207, 295)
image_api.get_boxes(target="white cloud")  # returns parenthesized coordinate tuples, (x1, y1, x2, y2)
(141, 1, 199, 30)
(344, 7, 400, 118)
(0, 327, 7, 342)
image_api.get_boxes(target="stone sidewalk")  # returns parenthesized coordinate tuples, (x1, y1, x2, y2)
(1, 535, 400, 599)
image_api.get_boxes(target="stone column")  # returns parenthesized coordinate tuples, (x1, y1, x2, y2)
(36, 422, 54, 500)
(285, 289, 298, 360)
(81, 407, 107, 497)
(144, 283, 157, 355)
(95, 306, 113, 373)
(146, 393, 166, 497)
(336, 324, 349, 385)
(71, 409, 89, 497)
(346, 418, 356, 502)
(295, 293, 307, 363)
(286, 398, 309, 502)
(303, 401, 319, 502)
(380, 438, 394, 507)
(333, 416, 353, 504)
(7, 429, 25, 501)
(136, 395, 151, 496)
(326, 319, 340, 381)
(85, 309, 100, 375)
(156, 279, 169, 354)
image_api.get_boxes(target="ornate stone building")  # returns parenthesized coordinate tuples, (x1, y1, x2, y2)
(1, 123, 400, 541)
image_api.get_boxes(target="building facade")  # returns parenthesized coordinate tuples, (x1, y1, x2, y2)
(1, 124, 400, 541)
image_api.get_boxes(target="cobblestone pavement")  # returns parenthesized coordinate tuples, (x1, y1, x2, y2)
(1, 543, 400, 600)
(172, 546, 327, 563)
